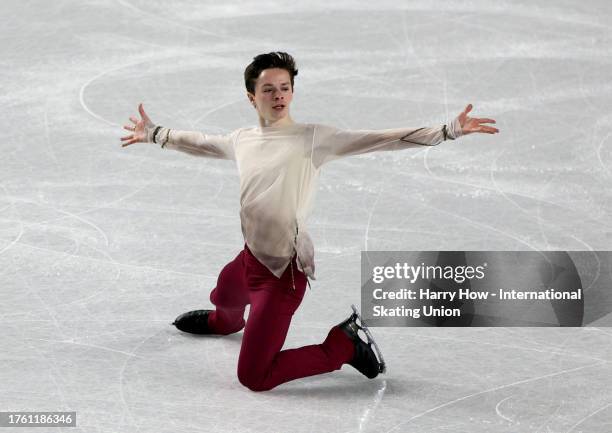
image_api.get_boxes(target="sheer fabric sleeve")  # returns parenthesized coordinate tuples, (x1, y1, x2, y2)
(311, 116, 462, 168)
(148, 126, 239, 160)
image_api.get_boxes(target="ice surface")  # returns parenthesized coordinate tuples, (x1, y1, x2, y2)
(1, 0, 612, 432)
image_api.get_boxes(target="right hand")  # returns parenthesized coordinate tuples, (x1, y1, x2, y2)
(120, 103, 155, 147)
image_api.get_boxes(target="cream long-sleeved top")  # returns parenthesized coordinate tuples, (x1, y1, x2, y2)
(148, 117, 463, 284)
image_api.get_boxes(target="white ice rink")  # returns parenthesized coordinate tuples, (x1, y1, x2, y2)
(2, 0, 612, 432)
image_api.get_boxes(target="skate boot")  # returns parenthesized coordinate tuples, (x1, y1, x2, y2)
(337, 304, 386, 378)
(172, 309, 213, 334)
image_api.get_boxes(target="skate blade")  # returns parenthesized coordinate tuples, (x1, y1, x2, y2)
(350, 304, 387, 374)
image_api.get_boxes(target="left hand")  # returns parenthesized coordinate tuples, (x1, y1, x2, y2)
(120, 103, 155, 147)
(458, 104, 499, 135)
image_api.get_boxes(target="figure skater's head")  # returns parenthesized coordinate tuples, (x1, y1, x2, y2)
(244, 52, 298, 126)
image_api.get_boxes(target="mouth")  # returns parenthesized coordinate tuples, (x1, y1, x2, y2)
(273, 104, 285, 111)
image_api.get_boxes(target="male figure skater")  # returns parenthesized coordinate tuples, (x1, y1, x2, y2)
(120, 52, 499, 392)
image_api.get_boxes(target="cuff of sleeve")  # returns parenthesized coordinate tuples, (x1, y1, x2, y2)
(145, 125, 167, 143)
(446, 116, 463, 140)
(146, 125, 162, 143)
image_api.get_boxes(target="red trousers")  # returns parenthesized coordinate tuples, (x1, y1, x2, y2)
(207, 244, 354, 391)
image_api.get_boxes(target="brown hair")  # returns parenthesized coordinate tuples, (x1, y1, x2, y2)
(244, 52, 298, 94)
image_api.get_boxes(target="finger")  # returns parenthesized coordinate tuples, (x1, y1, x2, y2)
(129, 116, 138, 124)
(479, 126, 499, 133)
(138, 103, 150, 121)
(120, 134, 134, 141)
(122, 139, 137, 147)
(123, 125, 136, 131)
(477, 118, 496, 124)
(464, 103, 473, 114)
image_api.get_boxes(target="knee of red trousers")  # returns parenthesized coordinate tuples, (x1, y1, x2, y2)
(237, 366, 274, 392)
(235, 327, 355, 392)
(210, 287, 248, 310)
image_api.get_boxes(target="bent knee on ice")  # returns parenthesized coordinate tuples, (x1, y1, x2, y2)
(237, 368, 274, 392)
(238, 375, 274, 392)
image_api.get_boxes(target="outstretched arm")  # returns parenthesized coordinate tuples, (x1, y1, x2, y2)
(312, 104, 498, 167)
(120, 103, 236, 160)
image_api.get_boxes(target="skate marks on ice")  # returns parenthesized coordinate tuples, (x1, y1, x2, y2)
(384, 360, 606, 433)
(565, 402, 612, 433)
(357, 380, 387, 433)
(4, 0, 612, 432)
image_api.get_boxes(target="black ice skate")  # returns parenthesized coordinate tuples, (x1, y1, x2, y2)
(337, 304, 386, 378)
(172, 309, 213, 334)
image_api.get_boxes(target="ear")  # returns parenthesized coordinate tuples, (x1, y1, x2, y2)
(246, 91, 256, 106)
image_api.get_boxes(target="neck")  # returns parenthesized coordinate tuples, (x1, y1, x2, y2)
(258, 114, 295, 128)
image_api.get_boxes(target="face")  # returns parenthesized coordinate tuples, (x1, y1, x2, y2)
(247, 68, 293, 123)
